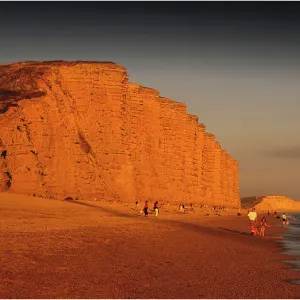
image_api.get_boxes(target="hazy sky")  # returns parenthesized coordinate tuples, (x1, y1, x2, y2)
(1, 2, 300, 199)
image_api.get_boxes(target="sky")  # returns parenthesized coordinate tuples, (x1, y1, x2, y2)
(0, 2, 300, 200)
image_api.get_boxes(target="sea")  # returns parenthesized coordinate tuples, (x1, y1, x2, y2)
(277, 212, 300, 284)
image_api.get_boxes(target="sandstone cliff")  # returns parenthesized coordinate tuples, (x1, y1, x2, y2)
(241, 195, 300, 211)
(0, 61, 240, 207)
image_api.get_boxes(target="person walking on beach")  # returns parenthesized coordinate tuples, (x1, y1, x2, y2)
(260, 216, 270, 237)
(248, 207, 258, 235)
(179, 204, 184, 213)
(154, 201, 159, 217)
(143, 200, 149, 217)
(189, 203, 195, 213)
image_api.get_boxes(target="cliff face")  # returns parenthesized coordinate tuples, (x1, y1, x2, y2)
(0, 61, 240, 207)
(241, 196, 300, 212)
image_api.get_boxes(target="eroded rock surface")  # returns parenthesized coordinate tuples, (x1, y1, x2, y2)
(0, 61, 240, 207)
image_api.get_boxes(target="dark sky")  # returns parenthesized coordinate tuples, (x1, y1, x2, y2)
(1, 2, 300, 199)
(1, 2, 300, 63)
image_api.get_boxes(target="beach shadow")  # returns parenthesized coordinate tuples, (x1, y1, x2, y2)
(64, 199, 133, 219)
(217, 227, 251, 236)
(62, 200, 253, 242)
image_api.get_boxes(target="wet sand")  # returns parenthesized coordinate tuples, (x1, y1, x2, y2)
(1, 193, 300, 299)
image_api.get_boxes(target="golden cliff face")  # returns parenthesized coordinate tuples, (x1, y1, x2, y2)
(242, 196, 300, 211)
(0, 61, 240, 207)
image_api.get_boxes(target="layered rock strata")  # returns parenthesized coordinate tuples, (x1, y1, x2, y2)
(0, 61, 240, 207)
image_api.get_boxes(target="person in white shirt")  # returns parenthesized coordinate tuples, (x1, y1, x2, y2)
(248, 207, 257, 222)
(248, 207, 258, 235)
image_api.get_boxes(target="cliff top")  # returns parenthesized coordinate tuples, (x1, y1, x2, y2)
(0, 60, 127, 72)
(1, 60, 121, 66)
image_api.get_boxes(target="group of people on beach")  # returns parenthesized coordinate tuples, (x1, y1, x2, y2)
(247, 207, 296, 236)
(266, 210, 295, 225)
(135, 199, 296, 232)
(247, 208, 270, 236)
(135, 200, 160, 217)
(178, 203, 195, 213)
(136, 200, 197, 217)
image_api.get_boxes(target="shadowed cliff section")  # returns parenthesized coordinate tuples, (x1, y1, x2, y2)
(0, 61, 240, 207)
(0, 90, 46, 114)
(0, 65, 49, 113)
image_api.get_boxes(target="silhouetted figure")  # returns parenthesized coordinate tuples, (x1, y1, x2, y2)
(189, 203, 195, 213)
(143, 200, 149, 217)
